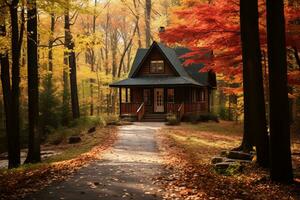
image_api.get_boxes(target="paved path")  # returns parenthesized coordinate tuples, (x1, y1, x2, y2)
(24, 122, 165, 200)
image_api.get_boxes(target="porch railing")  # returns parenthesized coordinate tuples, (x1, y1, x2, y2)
(184, 102, 206, 113)
(136, 102, 145, 121)
(166, 103, 181, 113)
(177, 102, 185, 121)
(120, 103, 140, 114)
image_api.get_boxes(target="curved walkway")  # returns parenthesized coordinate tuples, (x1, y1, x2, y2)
(24, 122, 165, 200)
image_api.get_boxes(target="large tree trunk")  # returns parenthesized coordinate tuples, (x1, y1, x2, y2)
(7, 0, 24, 168)
(0, 13, 14, 169)
(62, 51, 71, 125)
(64, 8, 80, 119)
(145, 0, 151, 47)
(267, 0, 293, 182)
(25, 0, 41, 164)
(240, 0, 269, 167)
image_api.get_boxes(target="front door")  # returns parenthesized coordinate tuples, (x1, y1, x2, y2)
(154, 88, 164, 113)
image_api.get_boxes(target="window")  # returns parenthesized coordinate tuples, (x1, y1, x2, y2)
(143, 89, 151, 105)
(167, 89, 174, 103)
(192, 89, 205, 102)
(121, 88, 131, 103)
(150, 60, 164, 73)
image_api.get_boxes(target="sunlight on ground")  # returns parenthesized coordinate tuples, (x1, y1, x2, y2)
(162, 121, 242, 163)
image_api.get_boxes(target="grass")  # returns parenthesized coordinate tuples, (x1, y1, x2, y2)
(45, 126, 113, 163)
(185, 120, 243, 136)
(162, 121, 242, 164)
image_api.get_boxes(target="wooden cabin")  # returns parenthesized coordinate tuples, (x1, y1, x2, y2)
(110, 41, 217, 121)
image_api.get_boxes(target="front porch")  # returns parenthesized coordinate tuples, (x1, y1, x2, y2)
(118, 87, 209, 121)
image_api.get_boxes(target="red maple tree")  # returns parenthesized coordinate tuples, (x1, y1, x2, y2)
(160, 0, 300, 94)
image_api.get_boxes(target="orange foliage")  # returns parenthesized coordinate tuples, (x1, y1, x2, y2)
(160, 0, 300, 94)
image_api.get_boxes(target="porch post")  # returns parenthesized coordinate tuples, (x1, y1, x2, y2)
(125, 87, 128, 103)
(119, 87, 122, 115)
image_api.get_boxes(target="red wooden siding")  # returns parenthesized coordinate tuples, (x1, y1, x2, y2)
(120, 87, 210, 117)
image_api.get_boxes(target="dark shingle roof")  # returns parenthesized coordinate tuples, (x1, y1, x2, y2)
(111, 41, 215, 87)
(174, 47, 211, 86)
(110, 76, 204, 87)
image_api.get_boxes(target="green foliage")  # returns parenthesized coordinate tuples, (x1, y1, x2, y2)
(214, 162, 242, 176)
(186, 113, 219, 123)
(70, 116, 106, 128)
(187, 114, 198, 124)
(47, 116, 106, 145)
(218, 106, 233, 121)
(166, 113, 180, 125)
(39, 74, 61, 138)
(104, 114, 120, 125)
(61, 85, 72, 126)
(198, 113, 219, 122)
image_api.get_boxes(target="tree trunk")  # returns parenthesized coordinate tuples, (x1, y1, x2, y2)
(240, 0, 269, 167)
(118, 24, 137, 77)
(69, 45, 80, 119)
(90, 78, 94, 116)
(133, 0, 142, 48)
(48, 12, 55, 72)
(62, 51, 70, 125)
(267, 0, 293, 182)
(145, 0, 151, 47)
(7, 0, 23, 168)
(111, 30, 118, 78)
(25, 0, 41, 164)
(0, 16, 14, 168)
(65, 8, 80, 119)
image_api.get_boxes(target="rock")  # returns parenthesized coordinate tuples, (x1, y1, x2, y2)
(211, 156, 224, 164)
(214, 162, 233, 170)
(214, 162, 242, 174)
(220, 150, 229, 157)
(224, 158, 252, 164)
(88, 127, 96, 134)
(227, 151, 253, 161)
(68, 136, 81, 144)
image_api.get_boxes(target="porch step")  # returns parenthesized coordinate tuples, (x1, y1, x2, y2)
(142, 114, 166, 122)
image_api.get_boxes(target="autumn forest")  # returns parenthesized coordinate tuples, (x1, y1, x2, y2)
(0, 0, 300, 199)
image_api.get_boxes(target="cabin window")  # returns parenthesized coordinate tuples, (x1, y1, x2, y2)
(167, 89, 175, 103)
(121, 88, 131, 103)
(192, 89, 205, 102)
(143, 89, 151, 105)
(150, 60, 164, 73)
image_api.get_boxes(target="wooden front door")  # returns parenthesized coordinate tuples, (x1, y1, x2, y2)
(154, 88, 164, 113)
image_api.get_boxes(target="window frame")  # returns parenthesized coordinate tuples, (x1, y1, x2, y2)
(167, 88, 175, 103)
(150, 60, 164, 74)
(143, 89, 151, 105)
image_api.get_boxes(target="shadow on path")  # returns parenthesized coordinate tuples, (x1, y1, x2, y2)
(24, 122, 166, 200)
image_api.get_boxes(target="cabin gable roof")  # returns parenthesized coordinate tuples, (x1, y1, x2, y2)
(129, 42, 182, 77)
(110, 41, 216, 88)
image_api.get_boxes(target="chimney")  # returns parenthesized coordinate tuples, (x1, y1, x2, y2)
(159, 26, 165, 33)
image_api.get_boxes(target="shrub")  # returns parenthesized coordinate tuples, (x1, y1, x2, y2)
(70, 116, 106, 128)
(198, 113, 219, 123)
(188, 114, 199, 124)
(47, 116, 106, 145)
(166, 113, 180, 125)
(104, 114, 120, 125)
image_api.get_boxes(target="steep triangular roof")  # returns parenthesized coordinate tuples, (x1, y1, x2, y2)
(111, 41, 216, 88)
(129, 41, 190, 78)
